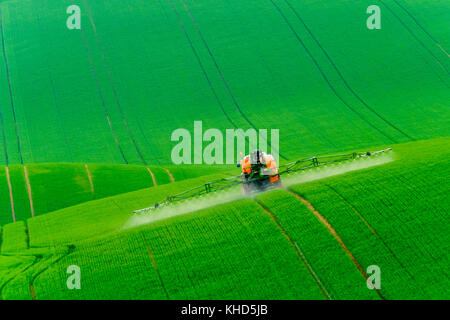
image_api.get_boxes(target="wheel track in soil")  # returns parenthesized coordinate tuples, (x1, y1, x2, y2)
(0, 9, 23, 164)
(268, 0, 396, 144)
(179, 0, 287, 160)
(323, 182, 415, 280)
(285, 189, 385, 299)
(254, 199, 332, 300)
(281, 0, 415, 141)
(83, 0, 148, 165)
(72, 1, 128, 164)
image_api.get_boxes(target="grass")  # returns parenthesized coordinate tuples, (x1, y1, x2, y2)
(26, 172, 234, 246)
(0, 162, 233, 225)
(255, 189, 379, 300)
(0, 137, 447, 299)
(0, 0, 448, 165)
(0, 0, 448, 300)
(287, 138, 450, 299)
(0, 220, 27, 253)
(31, 200, 327, 300)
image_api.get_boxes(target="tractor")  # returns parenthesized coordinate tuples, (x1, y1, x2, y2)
(237, 150, 281, 195)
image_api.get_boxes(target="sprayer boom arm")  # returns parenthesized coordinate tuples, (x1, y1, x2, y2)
(133, 148, 392, 213)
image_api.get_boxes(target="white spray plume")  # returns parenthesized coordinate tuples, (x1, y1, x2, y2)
(282, 151, 395, 187)
(123, 187, 244, 230)
(123, 152, 394, 229)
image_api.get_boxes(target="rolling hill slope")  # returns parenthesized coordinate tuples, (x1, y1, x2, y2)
(0, 137, 448, 299)
(0, 0, 448, 300)
(0, 162, 231, 225)
(0, 0, 448, 165)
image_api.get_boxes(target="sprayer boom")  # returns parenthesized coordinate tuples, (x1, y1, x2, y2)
(133, 148, 392, 214)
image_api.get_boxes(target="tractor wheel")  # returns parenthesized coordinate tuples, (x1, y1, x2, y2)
(241, 176, 250, 196)
(241, 183, 250, 196)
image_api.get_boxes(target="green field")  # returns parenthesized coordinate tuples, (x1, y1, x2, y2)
(0, 0, 448, 299)
(0, 162, 230, 225)
(0, 0, 448, 164)
(0, 138, 448, 299)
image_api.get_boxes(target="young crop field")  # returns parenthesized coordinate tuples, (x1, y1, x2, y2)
(0, 162, 231, 225)
(0, 0, 448, 165)
(0, 138, 448, 299)
(0, 0, 448, 301)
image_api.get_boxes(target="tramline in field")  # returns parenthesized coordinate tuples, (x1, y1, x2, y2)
(133, 148, 392, 213)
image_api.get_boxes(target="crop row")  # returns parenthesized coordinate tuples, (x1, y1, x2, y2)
(0, 163, 217, 225)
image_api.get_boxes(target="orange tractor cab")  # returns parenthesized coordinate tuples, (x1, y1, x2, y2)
(238, 150, 281, 195)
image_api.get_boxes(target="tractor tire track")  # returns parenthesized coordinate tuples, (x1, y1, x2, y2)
(83, 0, 147, 165)
(255, 200, 332, 300)
(0, 256, 37, 300)
(28, 246, 75, 300)
(167, 0, 238, 129)
(147, 167, 157, 186)
(380, 0, 449, 75)
(0, 9, 23, 164)
(0, 108, 8, 166)
(5, 166, 15, 222)
(180, 0, 288, 160)
(34, 10, 74, 162)
(324, 183, 415, 279)
(84, 164, 95, 196)
(393, 0, 450, 58)
(167, 0, 272, 159)
(164, 168, 175, 182)
(73, 1, 128, 164)
(143, 236, 170, 299)
(286, 189, 385, 299)
(282, 0, 414, 141)
(23, 166, 34, 217)
(135, 119, 160, 165)
(268, 0, 395, 144)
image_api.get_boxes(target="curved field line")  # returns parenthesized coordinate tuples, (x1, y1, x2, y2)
(5, 166, 15, 222)
(324, 183, 414, 279)
(0, 112, 8, 165)
(143, 236, 170, 299)
(23, 166, 34, 217)
(83, 0, 147, 165)
(268, 0, 395, 143)
(163, 168, 175, 183)
(0, 256, 37, 300)
(394, 0, 450, 58)
(30, 284, 36, 300)
(287, 189, 385, 299)
(282, 0, 414, 141)
(135, 119, 160, 165)
(180, 0, 288, 160)
(146, 167, 157, 186)
(255, 200, 332, 300)
(0, 9, 23, 164)
(32, 11, 74, 162)
(0, 101, 9, 165)
(84, 164, 95, 195)
(166, 0, 238, 129)
(380, 0, 449, 76)
(72, 1, 128, 164)
(167, 0, 272, 159)
(29, 247, 74, 300)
